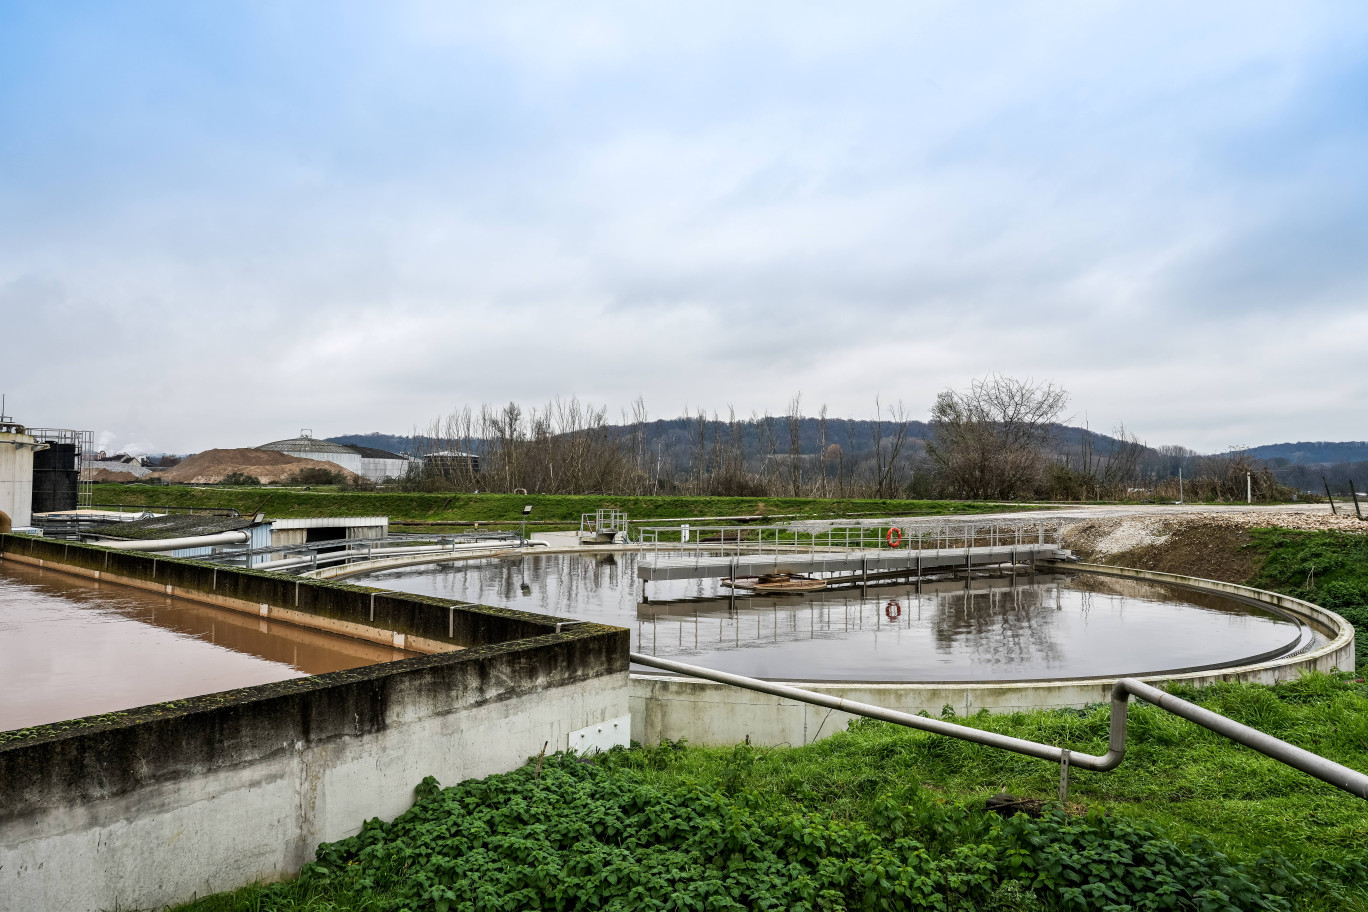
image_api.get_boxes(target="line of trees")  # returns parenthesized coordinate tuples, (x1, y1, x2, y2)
(396, 376, 1301, 503)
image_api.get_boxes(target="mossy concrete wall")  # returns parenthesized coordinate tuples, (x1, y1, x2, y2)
(0, 535, 630, 912)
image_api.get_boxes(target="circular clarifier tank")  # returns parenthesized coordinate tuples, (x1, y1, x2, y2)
(355, 552, 1310, 683)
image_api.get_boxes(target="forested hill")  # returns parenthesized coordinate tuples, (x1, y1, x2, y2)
(331, 428, 1368, 466)
(1245, 441, 1368, 465)
(328, 419, 1140, 460)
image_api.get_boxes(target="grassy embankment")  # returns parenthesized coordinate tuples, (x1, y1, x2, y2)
(1250, 528, 1368, 668)
(90, 484, 1036, 528)
(175, 528, 1368, 912)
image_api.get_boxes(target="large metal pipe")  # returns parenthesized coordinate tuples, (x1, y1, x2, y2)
(1121, 677, 1368, 797)
(630, 653, 1368, 800)
(97, 530, 250, 551)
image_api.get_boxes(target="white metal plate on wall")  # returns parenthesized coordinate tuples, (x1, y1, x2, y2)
(568, 714, 631, 755)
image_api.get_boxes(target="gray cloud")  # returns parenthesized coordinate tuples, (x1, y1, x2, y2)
(2, 1, 1366, 453)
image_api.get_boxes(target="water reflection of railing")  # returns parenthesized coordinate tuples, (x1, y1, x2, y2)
(633, 577, 1068, 663)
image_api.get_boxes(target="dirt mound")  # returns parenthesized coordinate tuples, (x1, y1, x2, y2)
(1062, 511, 1366, 583)
(158, 449, 362, 485)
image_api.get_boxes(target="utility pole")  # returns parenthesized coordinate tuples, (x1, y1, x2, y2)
(1247, 472, 1252, 504)
(1177, 466, 1183, 504)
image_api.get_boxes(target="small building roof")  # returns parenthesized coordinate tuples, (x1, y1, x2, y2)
(270, 516, 388, 530)
(88, 514, 264, 541)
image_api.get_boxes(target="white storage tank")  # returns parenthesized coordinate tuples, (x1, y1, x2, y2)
(256, 430, 411, 482)
(256, 430, 364, 476)
(0, 416, 46, 532)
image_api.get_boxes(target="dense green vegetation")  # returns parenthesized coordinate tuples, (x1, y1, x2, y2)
(178, 675, 1368, 912)
(1249, 529, 1368, 668)
(89, 484, 1033, 525)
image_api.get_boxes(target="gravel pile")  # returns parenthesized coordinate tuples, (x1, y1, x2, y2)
(1064, 510, 1366, 556)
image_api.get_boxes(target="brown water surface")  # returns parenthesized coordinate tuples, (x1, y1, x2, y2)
(0, 560, 408, 731)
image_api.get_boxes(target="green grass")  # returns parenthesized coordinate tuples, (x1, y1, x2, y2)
(89, 485, 1035, 525)
(1246, 529, 1368, 668)
(175, 675, 1368, 912)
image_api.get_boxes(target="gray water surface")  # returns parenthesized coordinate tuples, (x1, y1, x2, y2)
(358, 552, 1301, 682)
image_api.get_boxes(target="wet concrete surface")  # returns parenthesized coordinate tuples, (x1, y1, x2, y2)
(0, 560, 410, 731)
(357, 552, 1302, 683)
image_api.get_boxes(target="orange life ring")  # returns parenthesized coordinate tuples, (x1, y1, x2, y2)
(885, 599, 902, 620)
(887, 527, 903, 547)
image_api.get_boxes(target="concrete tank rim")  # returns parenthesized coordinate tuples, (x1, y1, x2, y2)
(341, 550, 1354, 690)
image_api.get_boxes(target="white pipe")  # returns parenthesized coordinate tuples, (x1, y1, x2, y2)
(259, 540, 522, 572)
(98, 530, 250, 551)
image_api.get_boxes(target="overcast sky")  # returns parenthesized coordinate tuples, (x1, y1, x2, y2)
(2, 2, 1366, 455)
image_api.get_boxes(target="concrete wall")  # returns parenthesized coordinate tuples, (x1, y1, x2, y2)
(0, 536, 630, 912)
(270, 526, 307, 555)
(631, 564, 1355, 747)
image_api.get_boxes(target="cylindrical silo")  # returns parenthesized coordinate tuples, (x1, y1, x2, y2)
(0, 419, 44, 531)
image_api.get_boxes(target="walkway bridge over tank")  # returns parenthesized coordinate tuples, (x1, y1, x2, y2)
(634, 518, 1072, 586)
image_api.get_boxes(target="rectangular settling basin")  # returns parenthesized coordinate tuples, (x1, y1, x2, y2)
(0, 534, 630, 912)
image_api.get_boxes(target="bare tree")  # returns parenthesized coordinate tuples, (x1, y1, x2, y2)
(759, 410, 779, 490)
(871, 396, 913, 498)
(842, 419, 858, 497)
(817, 404, 829, 497)
(927, 375, 1069, 499)
(786, 393, 803, 496)
(1074, 421, 1146, 499)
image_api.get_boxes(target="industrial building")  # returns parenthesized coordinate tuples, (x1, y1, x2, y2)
(423, 450, 481, 478)
(267, 516, 388, 557)
(0, 412, 92, 532)
(85, 513, 275, 563)
(81, 513, 386, 568)
(256, 431, 412, 482)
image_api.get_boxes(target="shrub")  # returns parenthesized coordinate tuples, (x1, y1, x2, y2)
(284, 467, 350, 485)
(264, 757, 1309, 912)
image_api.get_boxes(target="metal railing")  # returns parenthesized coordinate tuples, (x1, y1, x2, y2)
(630, 653, 1368, 802)
(580, 509, 630, 539)
(635, 519, 1065, 558)
(191, 530, 525, 572)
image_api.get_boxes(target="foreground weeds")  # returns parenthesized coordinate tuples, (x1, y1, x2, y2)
(177, 675, 1368, 912)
